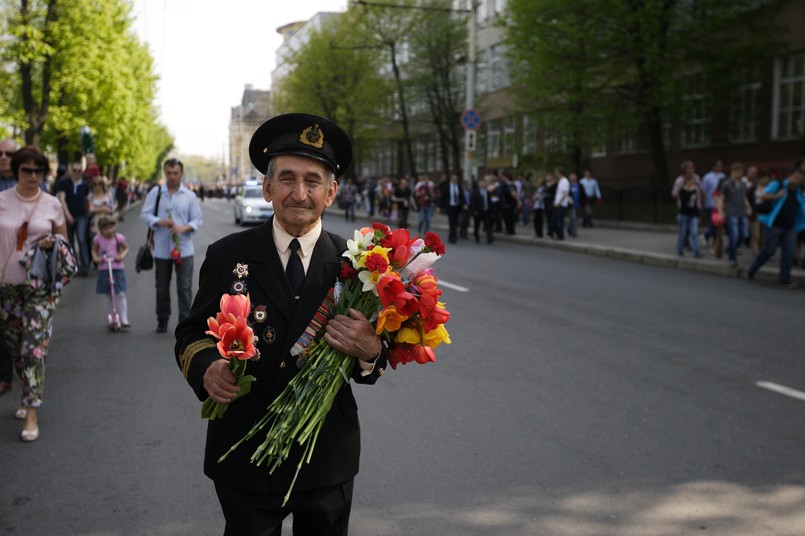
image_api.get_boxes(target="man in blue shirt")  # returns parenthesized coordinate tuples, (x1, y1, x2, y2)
(140, 158, 203, 333)
(701, 160, 725, 246)
(747, 158, 805, 288)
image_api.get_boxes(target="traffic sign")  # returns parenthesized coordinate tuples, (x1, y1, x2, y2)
(461, 108, 482, 130)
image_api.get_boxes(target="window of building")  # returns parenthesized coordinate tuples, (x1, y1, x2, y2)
(522, 114, 539, 155)
(680, 74, 712, 147)
(482, 0, 505, 21)
(503, 116, 516, 157)
(774, 51, 805, 140)
(488, 44, 511, 91)
(415, 139, 426, 173)
(730, 66, 761, 143)
(486, 118, 501, 159)
(543, 116, 565, 154)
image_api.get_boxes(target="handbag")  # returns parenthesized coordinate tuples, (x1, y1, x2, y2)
(136, 186, 161, 273)
(135, 244, 153, 272)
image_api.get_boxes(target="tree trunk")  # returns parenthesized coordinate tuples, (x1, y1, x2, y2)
(19, 0, 58, 147)
(645, 104, 669, 192)
(389, 44, 416, 177)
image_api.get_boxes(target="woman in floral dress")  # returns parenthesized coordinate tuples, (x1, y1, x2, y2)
(0, 146, 68, 442)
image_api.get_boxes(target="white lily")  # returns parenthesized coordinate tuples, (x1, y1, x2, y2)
(342, 229, 374, 268)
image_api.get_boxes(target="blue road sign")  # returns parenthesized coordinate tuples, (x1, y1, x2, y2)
(461, 109, 482, 130)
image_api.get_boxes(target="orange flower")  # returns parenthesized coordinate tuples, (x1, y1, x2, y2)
(213, 316, 257, 360)
(375, 305, 409, 334)
(206, 293, 256, 360)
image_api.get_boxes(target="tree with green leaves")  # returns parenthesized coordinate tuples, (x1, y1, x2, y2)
(274, 10, 389, 174)
(352, 0, 423, 177)
(504, 0, 785, 189)
(406, 0, 468, 178)
(1, 0, 172, 179)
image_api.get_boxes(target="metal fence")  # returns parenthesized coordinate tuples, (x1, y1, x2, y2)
(595, 187, 677, 224)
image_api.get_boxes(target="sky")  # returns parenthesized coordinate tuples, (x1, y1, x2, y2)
(131, 0, 349, 162)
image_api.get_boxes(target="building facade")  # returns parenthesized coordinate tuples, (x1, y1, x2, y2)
(228, 85, 272, 183)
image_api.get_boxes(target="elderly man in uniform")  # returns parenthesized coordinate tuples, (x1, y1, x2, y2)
(175, 113, 387, 535)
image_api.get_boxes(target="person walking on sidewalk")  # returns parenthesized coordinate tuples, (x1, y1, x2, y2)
(552, 168, 571, 240)
(414, 175, 436, 234)
(470, 177, 494, 244)
(676, 172, 704, 258)
(747, 158, 805, 289)
(531, 178, 547, 238)
(579, 170, 601, 228)
(702, 160, 725, 247)
(718, 162, 752, 267)
(441, 174, 464, 243)
(139, 158, 203, 333)
(567, 172, 580, 238)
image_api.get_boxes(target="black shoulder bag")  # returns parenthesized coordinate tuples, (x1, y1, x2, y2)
(135, 186, 162, 273)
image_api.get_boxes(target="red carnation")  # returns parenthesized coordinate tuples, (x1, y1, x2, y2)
(339, 261, 358, 281)
(424, 232, 445, 255)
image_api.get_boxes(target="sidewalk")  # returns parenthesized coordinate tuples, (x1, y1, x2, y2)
(365, 208, 802, 287)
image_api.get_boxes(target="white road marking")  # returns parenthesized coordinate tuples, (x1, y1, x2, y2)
(756, 381, 805, 403)
(438, 280, 469, 292)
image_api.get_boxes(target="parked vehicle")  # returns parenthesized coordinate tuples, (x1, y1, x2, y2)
(234, 183, 273, 225)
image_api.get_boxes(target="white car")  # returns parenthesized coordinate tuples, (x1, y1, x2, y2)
(234, 184, 273, 225)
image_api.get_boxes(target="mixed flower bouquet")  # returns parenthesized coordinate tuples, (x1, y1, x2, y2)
(219, 222, 451, 504)
(200, 293, 259, 420)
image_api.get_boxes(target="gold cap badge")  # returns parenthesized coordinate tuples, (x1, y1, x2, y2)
(299, 124, 324, 149)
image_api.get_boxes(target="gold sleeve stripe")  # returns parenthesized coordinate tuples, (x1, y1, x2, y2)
(180, 339, 217, 378)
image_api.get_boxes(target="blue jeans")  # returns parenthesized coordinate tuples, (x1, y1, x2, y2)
(676, 214, 700, 255)
(67, 215, 90, 271)
(418, 205, 433, 234)
(725, 215, 748, 261)
(703, 207, 716, 241)
(748, 225, 796, 284)
(567, 206, 578, 237)
(154, 256, 194, 323)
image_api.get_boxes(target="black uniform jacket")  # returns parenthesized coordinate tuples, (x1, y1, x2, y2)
(175, 218, 386, 495)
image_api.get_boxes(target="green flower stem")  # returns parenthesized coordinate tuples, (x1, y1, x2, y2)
(200, 358, 255, 420)
(218, 277, 382, 504)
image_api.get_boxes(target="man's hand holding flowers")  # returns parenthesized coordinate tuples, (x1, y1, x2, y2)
(203, 358, 243, 404)
(323, 308, 382, 366)
(200, 293, 259, 419)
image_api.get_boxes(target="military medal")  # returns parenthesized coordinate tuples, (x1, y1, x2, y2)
(262, 325, 277, 344)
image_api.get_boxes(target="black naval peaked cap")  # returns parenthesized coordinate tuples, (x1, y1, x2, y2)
(249, 113, 352, 178)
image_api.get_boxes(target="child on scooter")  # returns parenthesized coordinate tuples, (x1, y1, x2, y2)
(91, 215, 130, 329)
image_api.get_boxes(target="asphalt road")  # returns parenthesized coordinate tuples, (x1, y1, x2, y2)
(2, 198, 804, 536)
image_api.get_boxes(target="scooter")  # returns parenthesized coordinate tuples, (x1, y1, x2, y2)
(104, 255, 121, 332)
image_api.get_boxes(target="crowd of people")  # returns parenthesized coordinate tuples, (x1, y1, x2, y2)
(672, 157, 805, 288)
(0, 138, 202, 444)
(333, 168, 603, 245)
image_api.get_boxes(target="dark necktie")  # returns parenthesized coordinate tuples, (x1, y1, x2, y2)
(286, 238, 305, 298)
